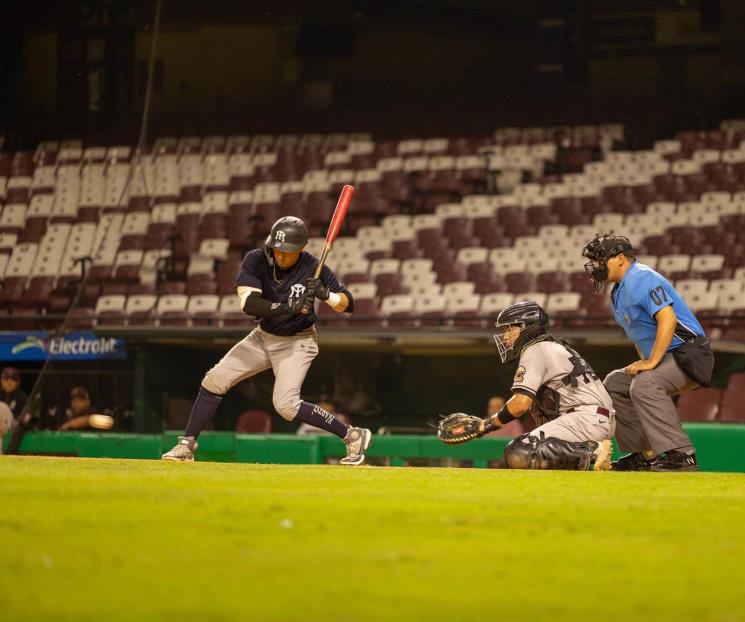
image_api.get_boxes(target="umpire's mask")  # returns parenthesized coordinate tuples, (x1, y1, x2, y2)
(581, 232, 634, 293)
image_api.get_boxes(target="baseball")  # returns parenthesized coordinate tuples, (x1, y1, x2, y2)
(88, 414, 115, 430)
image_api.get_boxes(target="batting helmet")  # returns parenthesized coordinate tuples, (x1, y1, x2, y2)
(265, 216, 309, 253)
(581, 232, 634, 293)
(493, 300, 550, 363)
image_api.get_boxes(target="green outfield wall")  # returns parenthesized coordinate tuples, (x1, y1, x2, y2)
(4, 424, 745, 472)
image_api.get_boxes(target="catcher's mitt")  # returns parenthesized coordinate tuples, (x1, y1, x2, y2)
(437, 413, 486, 445)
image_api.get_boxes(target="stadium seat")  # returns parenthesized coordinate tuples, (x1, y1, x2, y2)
(415, 294, 446, 327)
(657, 254, 691, 278)
(95, 295, 127, 325)
(442, 281, 475, 299)
(718, 292, 745, 314)
(726, 372, 745, 393)
(380, 294, 414, 327)
(675, 279, 709, 298)
(218, 293, 246, 326)
(447, 293, 481, 327)
(676, 388, 722, 422)
(456, 247, 489, 267)
(718, 389, 745, 423)
(125, 295, 157, 324)
(710, 279, 742, 298)
(546, 292, 582, 315)
(236, 410, 272, 433)
(480, 292, 514, 319)
(684, 292, 719, 315)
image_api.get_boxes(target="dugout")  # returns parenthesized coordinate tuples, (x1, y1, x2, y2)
(95, 324, 745, 433)
(0, 331, 134, 430)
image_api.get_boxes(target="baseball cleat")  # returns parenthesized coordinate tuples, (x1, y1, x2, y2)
(611, 451, 652, 471)
(340, 427, 371, 466)
(591, 439, 612, 471)
(649, 450, 699, 472)
(162, 436, 198, 462)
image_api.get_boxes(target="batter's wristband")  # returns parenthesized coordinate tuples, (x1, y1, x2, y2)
(496, 404, 516, 425)
(325, 291, 341, 306)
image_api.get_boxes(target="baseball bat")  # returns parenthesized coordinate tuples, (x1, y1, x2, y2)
(313, 184, 355, 279)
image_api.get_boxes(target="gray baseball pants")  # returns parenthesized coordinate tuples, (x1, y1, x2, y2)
(201, 327, 319, 421)
(604, 353, 696, 457)
(529, 407, 615, 443)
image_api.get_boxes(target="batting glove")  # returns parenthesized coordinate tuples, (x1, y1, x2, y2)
(305, 277, 330, 301)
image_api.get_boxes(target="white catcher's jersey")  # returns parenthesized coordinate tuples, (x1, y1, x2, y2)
(511, 339, 613, 418)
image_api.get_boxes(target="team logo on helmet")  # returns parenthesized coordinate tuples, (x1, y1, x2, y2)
(265, 216, 309, 254)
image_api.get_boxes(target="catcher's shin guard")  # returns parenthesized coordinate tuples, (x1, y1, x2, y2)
(503, 433, 599, 470)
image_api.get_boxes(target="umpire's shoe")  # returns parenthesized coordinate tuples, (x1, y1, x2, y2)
(340, 427, 372, 466)
(162, 436, 198, 462)
(649, 450, 699, 472)
(611, 452, 652, 471)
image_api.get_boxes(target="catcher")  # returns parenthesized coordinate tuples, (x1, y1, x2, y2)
(438, 301, 615, 471)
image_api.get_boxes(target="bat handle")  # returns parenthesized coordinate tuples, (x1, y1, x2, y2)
(313, 243, 331, 279)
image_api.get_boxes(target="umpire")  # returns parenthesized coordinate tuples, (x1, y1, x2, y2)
(582, 233, 713, 472)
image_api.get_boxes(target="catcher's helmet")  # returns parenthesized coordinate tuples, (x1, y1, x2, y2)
(265, 216, 309, 253)
(581, 232, 634, 293)
(493, 300, 550, 363)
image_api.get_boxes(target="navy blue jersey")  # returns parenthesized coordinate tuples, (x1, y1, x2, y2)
(235, 249, 353, 336)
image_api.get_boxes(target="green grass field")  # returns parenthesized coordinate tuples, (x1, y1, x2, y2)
(1, 457, 744, 622)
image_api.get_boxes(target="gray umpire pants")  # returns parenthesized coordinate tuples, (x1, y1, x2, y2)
(604, 353, 697, 457)
(201, 327, 319, 421)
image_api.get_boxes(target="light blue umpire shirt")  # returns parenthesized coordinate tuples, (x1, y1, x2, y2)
(610, 261, 705, 360)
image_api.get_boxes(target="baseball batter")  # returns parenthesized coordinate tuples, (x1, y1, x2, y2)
(162, 216, 372, 465)
(439, 301, 614, 470)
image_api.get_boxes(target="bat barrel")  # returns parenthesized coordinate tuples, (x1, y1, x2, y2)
(326, 184, 355, 244)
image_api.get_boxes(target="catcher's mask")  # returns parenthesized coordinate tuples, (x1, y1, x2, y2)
(581, 232, 634, 294)
(493, 301, 550, 363)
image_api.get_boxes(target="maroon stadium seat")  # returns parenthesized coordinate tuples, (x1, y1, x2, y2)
(726, 372, 745, 393)
(505, 272, 535, 294)
(676, 388, 722, 422)
(350, 298, 380, 327)
(236, 410, 272, 434)
(536, 272, 569, 294)
(375, 273, 406, 297)
(718, 389, 745, 423)
(0, 277, 28, 308)
(316, 299, 349, 326)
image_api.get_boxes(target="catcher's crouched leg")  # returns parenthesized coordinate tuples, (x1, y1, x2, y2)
(504, 433, 600, 470)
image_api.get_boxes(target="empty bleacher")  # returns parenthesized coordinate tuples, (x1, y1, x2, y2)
(0, 121, 743, 338)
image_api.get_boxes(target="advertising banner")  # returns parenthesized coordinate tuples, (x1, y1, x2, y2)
(0, 332, 127, 361)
